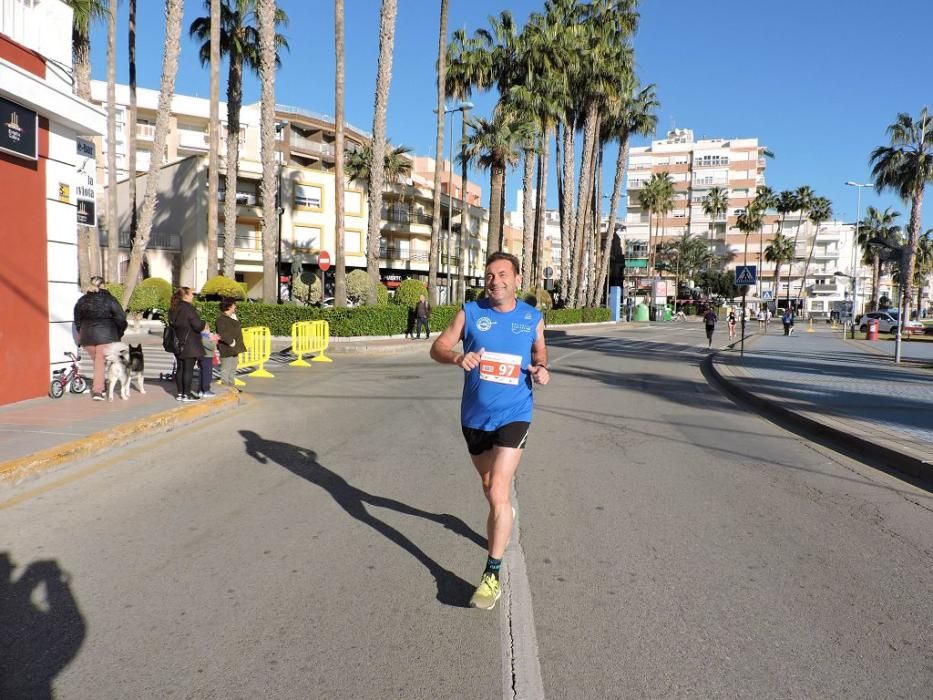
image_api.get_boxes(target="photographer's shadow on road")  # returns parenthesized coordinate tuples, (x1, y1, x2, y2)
(239, 430, 482, 608)
(0, 552, 86, 699)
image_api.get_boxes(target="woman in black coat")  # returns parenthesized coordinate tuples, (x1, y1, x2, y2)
(168, 287, 206, 401)
(73, 276, 127, 400)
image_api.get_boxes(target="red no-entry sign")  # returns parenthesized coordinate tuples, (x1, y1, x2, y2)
(318, 251, 331, 271)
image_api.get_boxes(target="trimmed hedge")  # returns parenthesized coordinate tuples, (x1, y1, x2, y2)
(544, 307, 611, 325)
(193, 300, 462, 337)
(190, 300, 610, 337)
(201, 275, 246, 300)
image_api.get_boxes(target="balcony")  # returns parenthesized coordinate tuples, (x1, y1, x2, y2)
(218, 190, 263, 208)
(290, 134, 335, 158)
(692, 178, 729, 188)
(381, 209, 434, 227)
(115, 231, 181, 250)
(136, 123, 155, 140)
(218, 233, 263, 251)
(177, 129, 208, 151)
(693, 158, 730, 168)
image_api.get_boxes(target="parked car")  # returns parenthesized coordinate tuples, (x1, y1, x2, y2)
(858, 310, 923, 334)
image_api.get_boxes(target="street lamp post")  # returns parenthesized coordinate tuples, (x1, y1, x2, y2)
(844, 180, 873, 337)
(438, 102, 473, 304)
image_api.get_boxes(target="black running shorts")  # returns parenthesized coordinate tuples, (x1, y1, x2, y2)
(461, 421, 531, 456)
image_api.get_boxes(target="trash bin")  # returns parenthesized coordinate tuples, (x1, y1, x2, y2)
(866, 319, 879, 341)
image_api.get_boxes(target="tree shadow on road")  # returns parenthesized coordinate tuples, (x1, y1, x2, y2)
(238, 430, 482, 608)
(0, 552, 86, 698)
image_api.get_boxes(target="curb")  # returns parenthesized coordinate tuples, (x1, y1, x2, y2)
(0, 389, 241, 485)
(702, 350, 933, 489)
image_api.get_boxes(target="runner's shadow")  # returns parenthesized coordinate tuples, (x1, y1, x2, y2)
(239, 430, 481, 608)
(0, 552, 86, 698)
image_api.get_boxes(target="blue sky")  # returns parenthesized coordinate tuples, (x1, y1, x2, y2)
(90, 0, 932, 230)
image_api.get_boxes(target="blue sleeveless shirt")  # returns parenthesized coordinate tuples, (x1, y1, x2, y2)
(460, 299, 542, 430)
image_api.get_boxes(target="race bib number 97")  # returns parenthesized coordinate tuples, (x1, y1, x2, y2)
(478, 352, 522, 385)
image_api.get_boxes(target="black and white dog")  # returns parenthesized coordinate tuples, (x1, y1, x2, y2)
(104, 343, 146, 401)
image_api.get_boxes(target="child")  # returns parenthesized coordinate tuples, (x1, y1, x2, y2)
(197, 325, 218, 398)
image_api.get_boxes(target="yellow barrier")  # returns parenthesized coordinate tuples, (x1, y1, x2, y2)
(290, 320, 332, 365)
(807, 318, 814, 333)
(238, 326, 275, 378)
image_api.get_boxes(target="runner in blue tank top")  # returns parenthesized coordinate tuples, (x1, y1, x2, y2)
(431, 252, 550, 610)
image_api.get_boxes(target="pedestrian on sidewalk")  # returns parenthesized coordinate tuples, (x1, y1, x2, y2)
(728, 310, 737, 340)
(756, 309, 765, 329)
(197, 326, 218, 398)
(703, 307, 718, 348)
(215, 299, 243, 389)
(782, 309, 794, 336)
(168, 287, 206, 402)
(430, 252, 550, 610)
(73, 275, 128, 401)
(414, 294, 431, 339)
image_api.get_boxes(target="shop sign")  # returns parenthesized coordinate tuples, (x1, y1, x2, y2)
(0, 96, 37, 161)
(75, 137, 97, 226)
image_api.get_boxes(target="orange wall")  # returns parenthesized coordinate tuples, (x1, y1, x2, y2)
(0, 117, 49, 404)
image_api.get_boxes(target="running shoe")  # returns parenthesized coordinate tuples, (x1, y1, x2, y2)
(469, 572, 502, 610)
(201, 390, 217, 398)
(92, 392, 105, 401)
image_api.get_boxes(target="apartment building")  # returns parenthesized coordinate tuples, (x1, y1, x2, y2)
(0, 0, 105, 405)
(90, 83, 488, 296)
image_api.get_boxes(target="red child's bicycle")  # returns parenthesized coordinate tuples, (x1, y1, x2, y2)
(49, 351, 89, 398)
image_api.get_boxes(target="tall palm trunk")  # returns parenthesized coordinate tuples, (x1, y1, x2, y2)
(128, 0, 138, 258)
(901, 190, 924, 320)
(871, 252, 881, 311)
(206, 0, 220, 280)
(333, 0, 347, 306)
(797, 224, 819, 309)
(559, 119, 575, 301)
(596, 134, 629, 307)
(586, 145, 603, 307)
(73, 11, 96, 286)
(569, 105, 599, 307)
(222, 54, 244, 278)
(121, 0, 184, 307)
(427, 0, 448, 306)
(786, 216, 803, 308)
(257, 0, 278, 303)
(106, 0, 118, 283)
(520, 147, 535, 283)
(486, 163, 505, 254)
(773, 261, 783, 308)
(366, 0, 399, 304)
(533, 128, 549, 290)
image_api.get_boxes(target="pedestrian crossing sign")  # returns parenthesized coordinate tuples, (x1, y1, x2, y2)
(735, 265, 757, 285)
(761, 290, 773, 301)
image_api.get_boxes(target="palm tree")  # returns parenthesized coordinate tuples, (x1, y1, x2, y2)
(764, 234, 794, 309)
(333, 0, 347, 307)
(106, 0, 118, 282)
(857, 206, 900, 311)
(796, 196, 833, 309)
(594, 82, 658, 305)
(190, 0, 289, 279)
(68, 0, 107, 286)
(645, 172, 674, 277)
(256, 0, 278, 303)
(363, 0, 399, 303)
(786, 185, 813, 307)
(913, 231, 933, 311)
(870, 107, 933, 320)
(427, 0, 449, 306)
(702, 186, 729, 263)
(128, 0, 138, 261)
(206, 0, 221, 280)
(461, 111, 534, 256)
(344, 143, 412, 186)
(776, 190, 796, 236)
(121, 0, 185, 307)
(733, 204, 764, 270)
(752, 185, 777, 297)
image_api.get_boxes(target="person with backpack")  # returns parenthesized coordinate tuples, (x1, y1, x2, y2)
(167, 287, 206, 401)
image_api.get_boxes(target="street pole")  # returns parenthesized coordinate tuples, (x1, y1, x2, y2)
(845, 181, 873, 338)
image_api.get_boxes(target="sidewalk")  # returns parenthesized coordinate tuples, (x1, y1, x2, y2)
(708, 326, 933, 485)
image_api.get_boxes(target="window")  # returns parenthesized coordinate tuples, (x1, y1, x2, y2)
(344, 189, 363, 216)
(295, 183, 323, 210)
(344, 230, 363, 255)
(293, 225, 321, 252)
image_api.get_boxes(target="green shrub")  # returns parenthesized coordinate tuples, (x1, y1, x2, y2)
(465, 287, 485, 302)
(346, 270, 376, 305)
(103, 282, 124, 304)
(522, 287, 553, 309)
(200, 275, 246, 300)
(292, 271, 322, 306)
(682, 304, 697, 316)
(394, 278, 428, 308)
(138, 277, 172, 311)
(127, 285, 162, 314)
(375, 283, 389, 306)
(544, 307, 611, 325)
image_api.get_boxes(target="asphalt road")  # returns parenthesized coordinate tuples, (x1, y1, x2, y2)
(1, 323, 931, 699)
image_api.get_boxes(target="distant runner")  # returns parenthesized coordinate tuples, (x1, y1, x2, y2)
(703, 308, 718, 348)
(430, 252, 550, 610)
